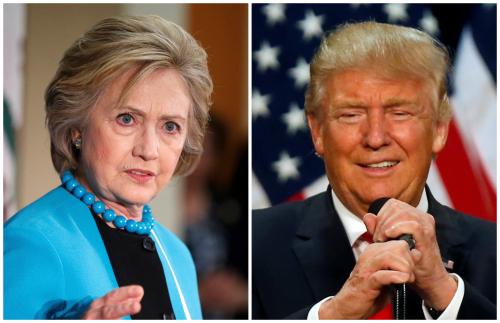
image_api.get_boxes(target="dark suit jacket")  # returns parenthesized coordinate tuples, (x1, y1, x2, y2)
(252, 187, 496, 319)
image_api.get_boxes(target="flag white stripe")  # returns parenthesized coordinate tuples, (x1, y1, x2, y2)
(252, 173, 271, 209)
(450, 27, 496, 187)
(427, 162, 453, 208)
(303, 175, 329, 198)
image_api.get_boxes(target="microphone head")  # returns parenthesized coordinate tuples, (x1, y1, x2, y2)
(368, 197, 390, 215)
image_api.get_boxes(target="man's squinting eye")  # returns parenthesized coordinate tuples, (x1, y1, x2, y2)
(389, 109, 412, 120)
(117, 113, 135, 125)
(338, 112, 363, 123)
(164, 121, 180, 133)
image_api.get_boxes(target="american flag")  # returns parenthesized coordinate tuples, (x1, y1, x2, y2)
(251, 4, 496, 222)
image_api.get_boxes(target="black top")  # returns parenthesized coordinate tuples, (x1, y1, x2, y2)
(92, 213, 175, 319)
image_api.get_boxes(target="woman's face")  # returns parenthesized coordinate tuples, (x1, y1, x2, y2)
(78, 68, 190, 208)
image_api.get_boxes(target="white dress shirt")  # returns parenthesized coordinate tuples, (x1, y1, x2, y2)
(307, 189, 464, 320)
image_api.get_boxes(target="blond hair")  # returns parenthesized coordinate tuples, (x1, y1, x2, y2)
(45, 15, 213, 176)
(305, 21, 451, 122)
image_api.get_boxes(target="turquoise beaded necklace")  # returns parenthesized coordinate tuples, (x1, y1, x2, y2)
(60, 170, 155, 235)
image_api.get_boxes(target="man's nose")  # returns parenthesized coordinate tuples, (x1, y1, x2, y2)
(362, 111, 390, 150)
(133, 126, 160, 161)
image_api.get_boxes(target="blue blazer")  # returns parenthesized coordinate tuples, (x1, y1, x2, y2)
(4, 186, 202, 319)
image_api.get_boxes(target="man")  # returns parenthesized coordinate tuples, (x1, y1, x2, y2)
(252, 22, 496, 319)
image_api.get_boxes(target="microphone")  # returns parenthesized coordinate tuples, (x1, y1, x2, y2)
(368, 197, 415, 320)
(368, 198, 415, 250)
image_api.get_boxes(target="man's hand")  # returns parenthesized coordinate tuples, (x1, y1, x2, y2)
(363, 198, 457, 310)
(82, 285, 144, 319)
(319, 240, 416, 319)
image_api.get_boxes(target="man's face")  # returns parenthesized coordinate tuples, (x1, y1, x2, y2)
(308, 69, 449, 217)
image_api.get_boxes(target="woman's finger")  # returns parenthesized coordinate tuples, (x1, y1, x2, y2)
(102, 300, 141, 319)
(84, 300, 141, 320)
(91, 285, 144, 309)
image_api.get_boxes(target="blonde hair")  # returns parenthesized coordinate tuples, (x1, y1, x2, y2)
(305, 21, 451, 122)
(45, 15, 213, 176)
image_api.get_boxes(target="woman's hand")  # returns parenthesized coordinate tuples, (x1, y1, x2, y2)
(82, 285, 144, 319)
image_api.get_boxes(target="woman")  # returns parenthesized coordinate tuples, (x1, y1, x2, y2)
(4, 15, 212, 319)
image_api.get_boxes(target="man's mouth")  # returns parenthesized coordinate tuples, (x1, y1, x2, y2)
(362, 161, 399, 168)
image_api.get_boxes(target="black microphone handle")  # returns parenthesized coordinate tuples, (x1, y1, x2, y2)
(369, 198, 415, 320)
(392, 284, 407, 319)
(394, 234, 414, 320)
(398, 233, 416, 250)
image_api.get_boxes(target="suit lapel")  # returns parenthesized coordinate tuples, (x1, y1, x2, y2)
(425, 186, 467, 273)
(407, 186, 468, 319)
(292, 188, 356, 301)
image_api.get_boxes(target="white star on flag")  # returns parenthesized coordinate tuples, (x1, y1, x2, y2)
(420, 10, 440, 35)
(282, 103, 307, 134)
(297, 10, 325, 40)
(383, 4, 409, 22)
(272, 151, 301, 182)
(252, 90, 271, 119)
(254, 41, 281, 72)
(288, 58, 310, 88)
(262, 3, 286, 26)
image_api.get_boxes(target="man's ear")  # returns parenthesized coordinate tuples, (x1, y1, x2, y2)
(432, 120, 450, 154)
(307, 113, 324, 156)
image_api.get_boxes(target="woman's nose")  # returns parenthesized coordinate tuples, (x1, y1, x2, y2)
(133, 127, 160, 160)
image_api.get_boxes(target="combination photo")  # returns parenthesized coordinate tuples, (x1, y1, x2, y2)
(3, 2, 496, 320)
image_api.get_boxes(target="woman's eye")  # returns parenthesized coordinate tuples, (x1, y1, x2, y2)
(117, 113, 134, 125)
(164, 121, 180, 133)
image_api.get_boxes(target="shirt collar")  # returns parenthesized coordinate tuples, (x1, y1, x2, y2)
(331, 188, 428, 247)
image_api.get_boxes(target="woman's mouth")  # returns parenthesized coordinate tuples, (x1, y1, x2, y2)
(125, 169, 155, 183)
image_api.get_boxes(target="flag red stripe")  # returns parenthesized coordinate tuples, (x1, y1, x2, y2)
(435, 119, 496, 222)
(287, 191, 306, 202)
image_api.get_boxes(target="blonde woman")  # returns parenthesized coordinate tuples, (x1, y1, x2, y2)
(5, 15, 212, 319)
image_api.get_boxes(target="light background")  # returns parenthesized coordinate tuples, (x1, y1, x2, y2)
(5, 3, 248, 236)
